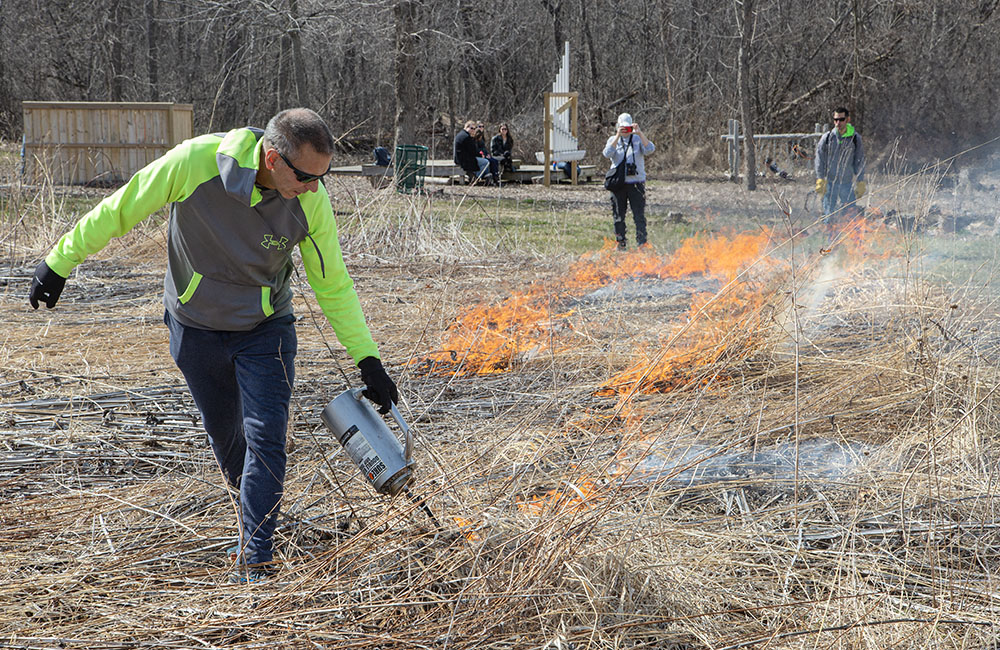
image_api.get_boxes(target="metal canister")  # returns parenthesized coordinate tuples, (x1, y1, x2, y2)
(320, 388, 414, 496)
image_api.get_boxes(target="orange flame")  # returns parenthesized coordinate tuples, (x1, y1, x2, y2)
(414, 232, 773, 377)
(516, 477, 600, 516)
(595, 282, 772, 396)
(411, 287, 573, 375)
(835, 216, 893, 262)
(452, 516, 482, 542)
(566, 232, 772, 286)
(515, 218, 900, 518)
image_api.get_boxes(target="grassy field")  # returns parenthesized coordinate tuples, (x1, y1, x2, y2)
(3, 146, 1000, 648)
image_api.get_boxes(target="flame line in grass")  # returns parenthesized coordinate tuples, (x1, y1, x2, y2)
(414, 232, 776, 380)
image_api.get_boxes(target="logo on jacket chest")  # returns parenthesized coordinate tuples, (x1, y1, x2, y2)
(261, 234, 289, 250)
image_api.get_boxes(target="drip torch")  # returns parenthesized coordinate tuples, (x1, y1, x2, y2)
(320, 388, 441, 530)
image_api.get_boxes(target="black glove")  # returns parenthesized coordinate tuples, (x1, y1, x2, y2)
(28, 261, 66, 309)
(358, 356, 399, 414)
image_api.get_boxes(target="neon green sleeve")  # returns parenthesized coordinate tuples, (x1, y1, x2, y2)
(298, 184, 380, 365)
(45, 135, 220, 278)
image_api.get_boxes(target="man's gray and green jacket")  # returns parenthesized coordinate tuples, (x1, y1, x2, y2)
(814, 124, 866, 186)
(44, 127, 379, 363)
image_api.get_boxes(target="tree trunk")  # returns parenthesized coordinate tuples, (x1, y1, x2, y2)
(540, 0, 563, 59)
(660, 3, 674, 146)
(277, 31, 290, 110)
(850, 0, 865, 127)
(579, 0, 601, 123)
(393, 0, 419, 152)
(145, 0, 158, 101)
(737, 0, 756, 191)
(0, 0, 9, 132)
(288, 0, 309, 107)
(109, 0, 124, 101)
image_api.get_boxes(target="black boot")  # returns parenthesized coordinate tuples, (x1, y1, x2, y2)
(614, 220, 628, 250)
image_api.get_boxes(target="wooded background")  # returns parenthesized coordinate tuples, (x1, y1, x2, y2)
(1, 0, 998, 167)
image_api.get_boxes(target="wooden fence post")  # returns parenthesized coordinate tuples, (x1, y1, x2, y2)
(728, 119, 740, 182)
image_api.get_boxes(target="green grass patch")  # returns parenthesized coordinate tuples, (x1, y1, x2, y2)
(333, 190, 713, 259)
(910, 233, 1000, 287)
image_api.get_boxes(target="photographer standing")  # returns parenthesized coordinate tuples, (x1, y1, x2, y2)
(602, 113, 655, 250)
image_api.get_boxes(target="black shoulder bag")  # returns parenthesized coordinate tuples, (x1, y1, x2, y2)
(604, 135, 634, 192)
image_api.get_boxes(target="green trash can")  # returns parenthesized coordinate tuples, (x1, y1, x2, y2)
(394, 144, 428, 194)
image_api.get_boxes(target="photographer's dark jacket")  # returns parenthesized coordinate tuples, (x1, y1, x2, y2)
(603, 134, 655, 184)
(44, 127, 379, 363)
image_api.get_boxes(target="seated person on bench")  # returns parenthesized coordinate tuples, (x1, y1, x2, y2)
(474, 121, 500, 185)
(454, 120, 489, 183)
(490, 123, 514, 175)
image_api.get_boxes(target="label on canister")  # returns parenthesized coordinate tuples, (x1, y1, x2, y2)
(341, 424, 388, 482)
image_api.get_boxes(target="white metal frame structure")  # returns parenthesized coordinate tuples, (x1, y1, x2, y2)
(537, 42, 585, 186)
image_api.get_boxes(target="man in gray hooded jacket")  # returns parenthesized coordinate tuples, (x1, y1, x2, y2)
(815, 106, 866, 220)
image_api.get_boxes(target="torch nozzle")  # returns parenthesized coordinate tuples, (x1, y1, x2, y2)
(404, 487, 443, 532)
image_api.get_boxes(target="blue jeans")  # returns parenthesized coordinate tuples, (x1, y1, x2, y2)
(474, 157, 490, 178)
(165, 310, 297, 565)
(822, 181, 856, 221)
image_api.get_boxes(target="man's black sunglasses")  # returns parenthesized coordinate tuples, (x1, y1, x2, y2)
(279, 151, 332, 183)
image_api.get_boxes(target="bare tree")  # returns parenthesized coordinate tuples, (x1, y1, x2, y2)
(393, 0, 419, 151)
(736, 0, 757, 190)
(1, 0, 999, 162)
(288, 0, 310, 107)
(145, 0, 159, 101)
(108, 0, 124, 101)
(539, 0, 564, 59)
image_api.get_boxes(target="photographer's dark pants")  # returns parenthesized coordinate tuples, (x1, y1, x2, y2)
(611, 182, 646, 248)
(165, 311, 296, 566)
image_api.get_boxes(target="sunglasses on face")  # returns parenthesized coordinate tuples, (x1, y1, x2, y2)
(833, 117, 847, 122)
(278, 151, 332, 183)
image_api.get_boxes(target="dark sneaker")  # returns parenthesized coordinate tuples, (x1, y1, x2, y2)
(228, 567, 272, 585)
(226, 542, 274, 584)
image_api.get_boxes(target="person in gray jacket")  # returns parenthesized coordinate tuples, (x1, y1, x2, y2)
(815, 106, 866, 220)
(28, 108, 398, 583)
(603, 113, 655, 250)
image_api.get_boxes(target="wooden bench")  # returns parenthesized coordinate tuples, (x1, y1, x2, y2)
(329, 160, 597, 186)
(523, 164, 597, 184)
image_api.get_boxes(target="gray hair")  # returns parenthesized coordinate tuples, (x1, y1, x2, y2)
(263, 108, 335, 157)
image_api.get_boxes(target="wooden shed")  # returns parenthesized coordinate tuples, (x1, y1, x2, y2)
(22, 101, 194, 185)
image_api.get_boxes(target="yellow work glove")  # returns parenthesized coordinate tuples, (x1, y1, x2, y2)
(855, 181, 866, 199)
(815, 178, 827, 196)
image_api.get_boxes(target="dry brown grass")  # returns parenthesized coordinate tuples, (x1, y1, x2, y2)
(3, 167, 1000, 649)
